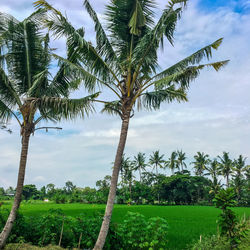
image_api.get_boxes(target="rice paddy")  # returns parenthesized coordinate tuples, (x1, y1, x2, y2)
(2, 202, 249, 249)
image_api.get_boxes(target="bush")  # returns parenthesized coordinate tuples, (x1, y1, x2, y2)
(53, 194, 67, 204)
(191, 235, 231, 250)
(1, 210, 169, 249)
(213, 188, 249, 248)
(117, 212, 168, 249)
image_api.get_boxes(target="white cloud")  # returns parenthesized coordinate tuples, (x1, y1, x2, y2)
(82, 128, 137, 138)
(32, 176, 46, 183)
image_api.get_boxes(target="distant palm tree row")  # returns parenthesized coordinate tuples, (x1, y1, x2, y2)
(120, 151, 249, 191)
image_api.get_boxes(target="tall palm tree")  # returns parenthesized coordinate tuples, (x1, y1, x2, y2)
(232, 155, 247, 202)
(120, 155, 134, 203)
(205, 159, 221, 195)
(149, 150, 165, 203)
(149, 150, 165, 175)
(133, 152, 147, 182)
(218, 152, 233, 188)
(176, 150, 187, 173)
(165, 151, 177, 175)
(0, 12, 98, 248)
(192, 152, 210, 176)
(35, 0, 228, 248)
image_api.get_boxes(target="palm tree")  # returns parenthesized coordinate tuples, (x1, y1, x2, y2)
(149, 150, 165, 203)
(35, 0, 228, 248)
(205, 159, 221, 195)
(120, 155, 134, 203)
(165, 151, 177, 175)
(0, 12, 97, 248)
(149, 150, 165, 175)
(176, 150, 187, 173)
(133, 152, 147, 182)
(192, 152, 210, 202)
(192, 152, 210, 176)
(218, 152, 233, 188)
(232, 155, 247, 202)
(119, 154, 130, 187)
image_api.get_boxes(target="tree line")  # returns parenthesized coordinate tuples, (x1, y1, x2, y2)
(1, 150, 248, 206)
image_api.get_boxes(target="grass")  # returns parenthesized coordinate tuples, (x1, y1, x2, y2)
(1, 202, 250, 249)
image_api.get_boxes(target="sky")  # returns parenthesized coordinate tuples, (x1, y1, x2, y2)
(0, 0, 250, 189)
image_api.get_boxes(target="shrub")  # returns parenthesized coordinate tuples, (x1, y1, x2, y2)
(1, 210, 169, 249)
(191, 235, 231, 250)
(213, 188, 249, 248)
(117, 212, 168, 249)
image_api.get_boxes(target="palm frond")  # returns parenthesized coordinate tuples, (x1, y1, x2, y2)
(150, 60, 229, 90)
(25, 8, 47, 27)
(132, 0, 186, 75)
(141, 85, 187, 110)
(51, 53, 101, 92)
(2, 18, 48, 95)
(34, 0, 119, 85)
(27, 69, 50, 97)
(152, 38, 225, 80)
(0, 99, 13, 123)
(83, 0, 121, 73)
(129, 0, 146, 35)
(45, 30, 85, 98)
(0, 68, 21, 106)
(34, 92, 100, 120)
(0, 12, 19, 35)
(105, 0, 155, 63)
(101, 100, 122, 118)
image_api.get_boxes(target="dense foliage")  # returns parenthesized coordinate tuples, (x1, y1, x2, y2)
(0, 208, 168, 249)
(191, 189, 250, 250)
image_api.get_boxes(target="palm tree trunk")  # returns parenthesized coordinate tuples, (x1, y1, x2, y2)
(155, 165, 160, 204)
(94, 111, 130, 250)
(0, 133, 31, 249)
(129, 180, 132, 203)
(226, 175, 229, 188)
(139, 167, 141, 183)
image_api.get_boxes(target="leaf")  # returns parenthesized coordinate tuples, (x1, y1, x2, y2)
(129, 0, 146, 35)
(141, 86, 187, 110)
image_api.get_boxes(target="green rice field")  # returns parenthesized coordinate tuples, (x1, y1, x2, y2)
(1, 202, 250, 249)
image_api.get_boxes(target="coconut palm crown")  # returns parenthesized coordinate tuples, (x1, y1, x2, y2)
(149, 150, 165, 175)
(165, 151, 178, 175)
(0, 10, 98, 248)
(34, 0, 229, 248)
(133, 152, 147, 182)
(176, 149, 187, 173)
(192, 152, 210, 176)
(205, 159, 222, 195)
(218, 152, 233, 188)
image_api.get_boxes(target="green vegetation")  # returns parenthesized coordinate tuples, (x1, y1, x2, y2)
(0, 0, 247, 248)
(1, 203, 249, 249)
(213, 188, 249, 249)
